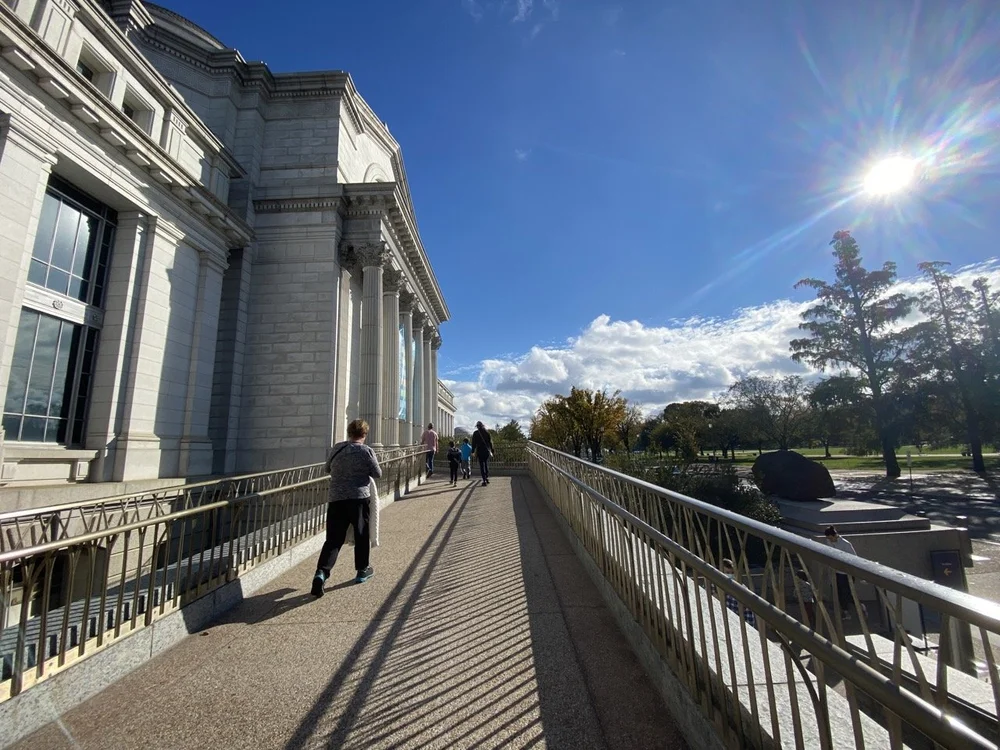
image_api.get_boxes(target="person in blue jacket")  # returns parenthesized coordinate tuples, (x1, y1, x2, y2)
(459, 437, 473, 479)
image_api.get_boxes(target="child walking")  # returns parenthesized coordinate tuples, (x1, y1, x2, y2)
(447, 441, 462, 486)
(459, 437, 473, 479)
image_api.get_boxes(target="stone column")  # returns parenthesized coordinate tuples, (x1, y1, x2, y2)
(412, 312, 426, 443)
(422, 327, 434, 434)
(431, 334, 441, 435)
(333, 253, 356, 441)
(381, 268, 401, 447)
(399, 289, 415, 446)
(110, 218, 186, 480)
(356, 242, 388, 446)
(0, 116, 55, 479)
(179, 252, 226, 477)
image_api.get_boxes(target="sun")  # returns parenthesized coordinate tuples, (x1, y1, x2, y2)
(863, 156, 917, 196)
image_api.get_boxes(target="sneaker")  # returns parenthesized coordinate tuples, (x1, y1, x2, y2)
(355, 566, 374, 584)
(311, 571, 327, 598)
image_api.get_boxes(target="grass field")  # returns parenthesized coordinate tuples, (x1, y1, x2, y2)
(720, 446, 1000, 472)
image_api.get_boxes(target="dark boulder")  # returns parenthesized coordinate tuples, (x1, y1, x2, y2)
(751, 450, 836, 501)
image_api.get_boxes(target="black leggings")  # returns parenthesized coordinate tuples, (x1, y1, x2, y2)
(449, 463, 459, 482)
(316, 498, 370, 574)
(478, 457, 490, 482)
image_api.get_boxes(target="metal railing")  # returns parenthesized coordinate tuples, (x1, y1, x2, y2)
(0, 445, 426, 702)
(0, 444, 425, 553)
(432, 439, 529, 475)
(528, 441, 1000, 750)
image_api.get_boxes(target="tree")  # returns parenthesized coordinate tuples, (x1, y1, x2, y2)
(790, 231, 917, 477)
(616, 403, 644, 453)
(530, 387, 626, 462)
(914, 262, 988, 471)
(807, 374, 867, 457)
(495, 419, 526, 442)
(727, 375, 810, 451)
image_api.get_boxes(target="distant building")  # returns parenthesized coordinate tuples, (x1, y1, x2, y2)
(0, 0, 449, 498)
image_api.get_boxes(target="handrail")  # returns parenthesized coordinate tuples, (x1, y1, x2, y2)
(528, 442, 1000, 629)
(0, 444, 426, 553)
(530, 445, 994, 750)
(0, 449, 419, 564)
(527, 440, 1000, 749)
(0, 444, 428, 704)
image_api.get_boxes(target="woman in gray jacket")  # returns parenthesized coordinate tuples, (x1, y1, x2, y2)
(311, 419, 382, 596)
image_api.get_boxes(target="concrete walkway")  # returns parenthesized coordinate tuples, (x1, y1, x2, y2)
(16, 475, 686, 749)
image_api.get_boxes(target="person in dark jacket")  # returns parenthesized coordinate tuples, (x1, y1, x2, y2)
(447, 441, 462, 486)
(311, 419, 382, 596)
(470, 421, 494, 486)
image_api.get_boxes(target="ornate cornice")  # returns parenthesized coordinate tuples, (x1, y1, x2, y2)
(343, 192, 394, 218)
(254, 196, 344, 214)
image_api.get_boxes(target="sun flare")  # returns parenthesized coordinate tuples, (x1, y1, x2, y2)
(863, 156, 917, 196)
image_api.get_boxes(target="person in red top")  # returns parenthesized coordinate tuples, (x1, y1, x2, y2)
(421, 423, 439, 477)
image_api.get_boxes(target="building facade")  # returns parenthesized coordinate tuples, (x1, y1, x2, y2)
(0, 0, 450, 492)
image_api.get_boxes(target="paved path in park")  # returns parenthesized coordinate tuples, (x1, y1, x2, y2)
(15, 475, 685, 750)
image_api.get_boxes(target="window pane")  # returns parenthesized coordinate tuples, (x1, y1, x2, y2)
(31, 193, 59, 262)
(50, 203, 80, 273)
(47, 268, 70, 297)
(93, 225, 115, 307)
(50, 324, 80, 420)
(68, 275, 85, 300)
(73, 215, 98, 279)
(4, 311, 38, 413)
(48, 418, 68, 444)
(20, 417, 45, 442)
(28, 259, 47, 286)
(24, 315, 61, 416)
(2, 414, 21, 441)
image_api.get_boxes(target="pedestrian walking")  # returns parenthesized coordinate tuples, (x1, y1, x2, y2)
(824, 526, 868, 621)
(421, 422, 439, 477)
(447, 441, 462, 485)
(459, 437, 473, 479)
(470, 421, 493, 486)
(795, 569, 816, 628)
(721, 558, 757, 627)
(311, 419, 381, 596)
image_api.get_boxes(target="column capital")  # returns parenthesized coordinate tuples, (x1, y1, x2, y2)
(412, 310, 428, 330)
(399, 287, 416, 313)
(431, 334, 443, 350)
(353, 241, 390, 269)
(383, 267, 403, 294)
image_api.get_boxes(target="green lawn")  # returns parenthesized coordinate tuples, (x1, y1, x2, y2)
(724, 452, 999, 473)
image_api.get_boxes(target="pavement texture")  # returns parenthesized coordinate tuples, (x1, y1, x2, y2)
(14, 475, 687, 750)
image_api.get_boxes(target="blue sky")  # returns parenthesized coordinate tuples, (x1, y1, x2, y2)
(160, 0, 1000, 428)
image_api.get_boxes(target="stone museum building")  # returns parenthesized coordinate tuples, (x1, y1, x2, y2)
(0, 0, 454, 494)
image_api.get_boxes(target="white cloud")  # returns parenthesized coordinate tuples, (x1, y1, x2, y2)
(443, 260, 1000, 431)
(462, 0, 484, 20)
(514, 148, 531, 161)
(461, 0, 558, 30)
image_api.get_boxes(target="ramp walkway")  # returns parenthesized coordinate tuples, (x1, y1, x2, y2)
(14, 476, 686, 749)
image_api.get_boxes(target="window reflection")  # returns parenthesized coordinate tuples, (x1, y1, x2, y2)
(28, 177, 116, 305)
(5, 177, 113, 447)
